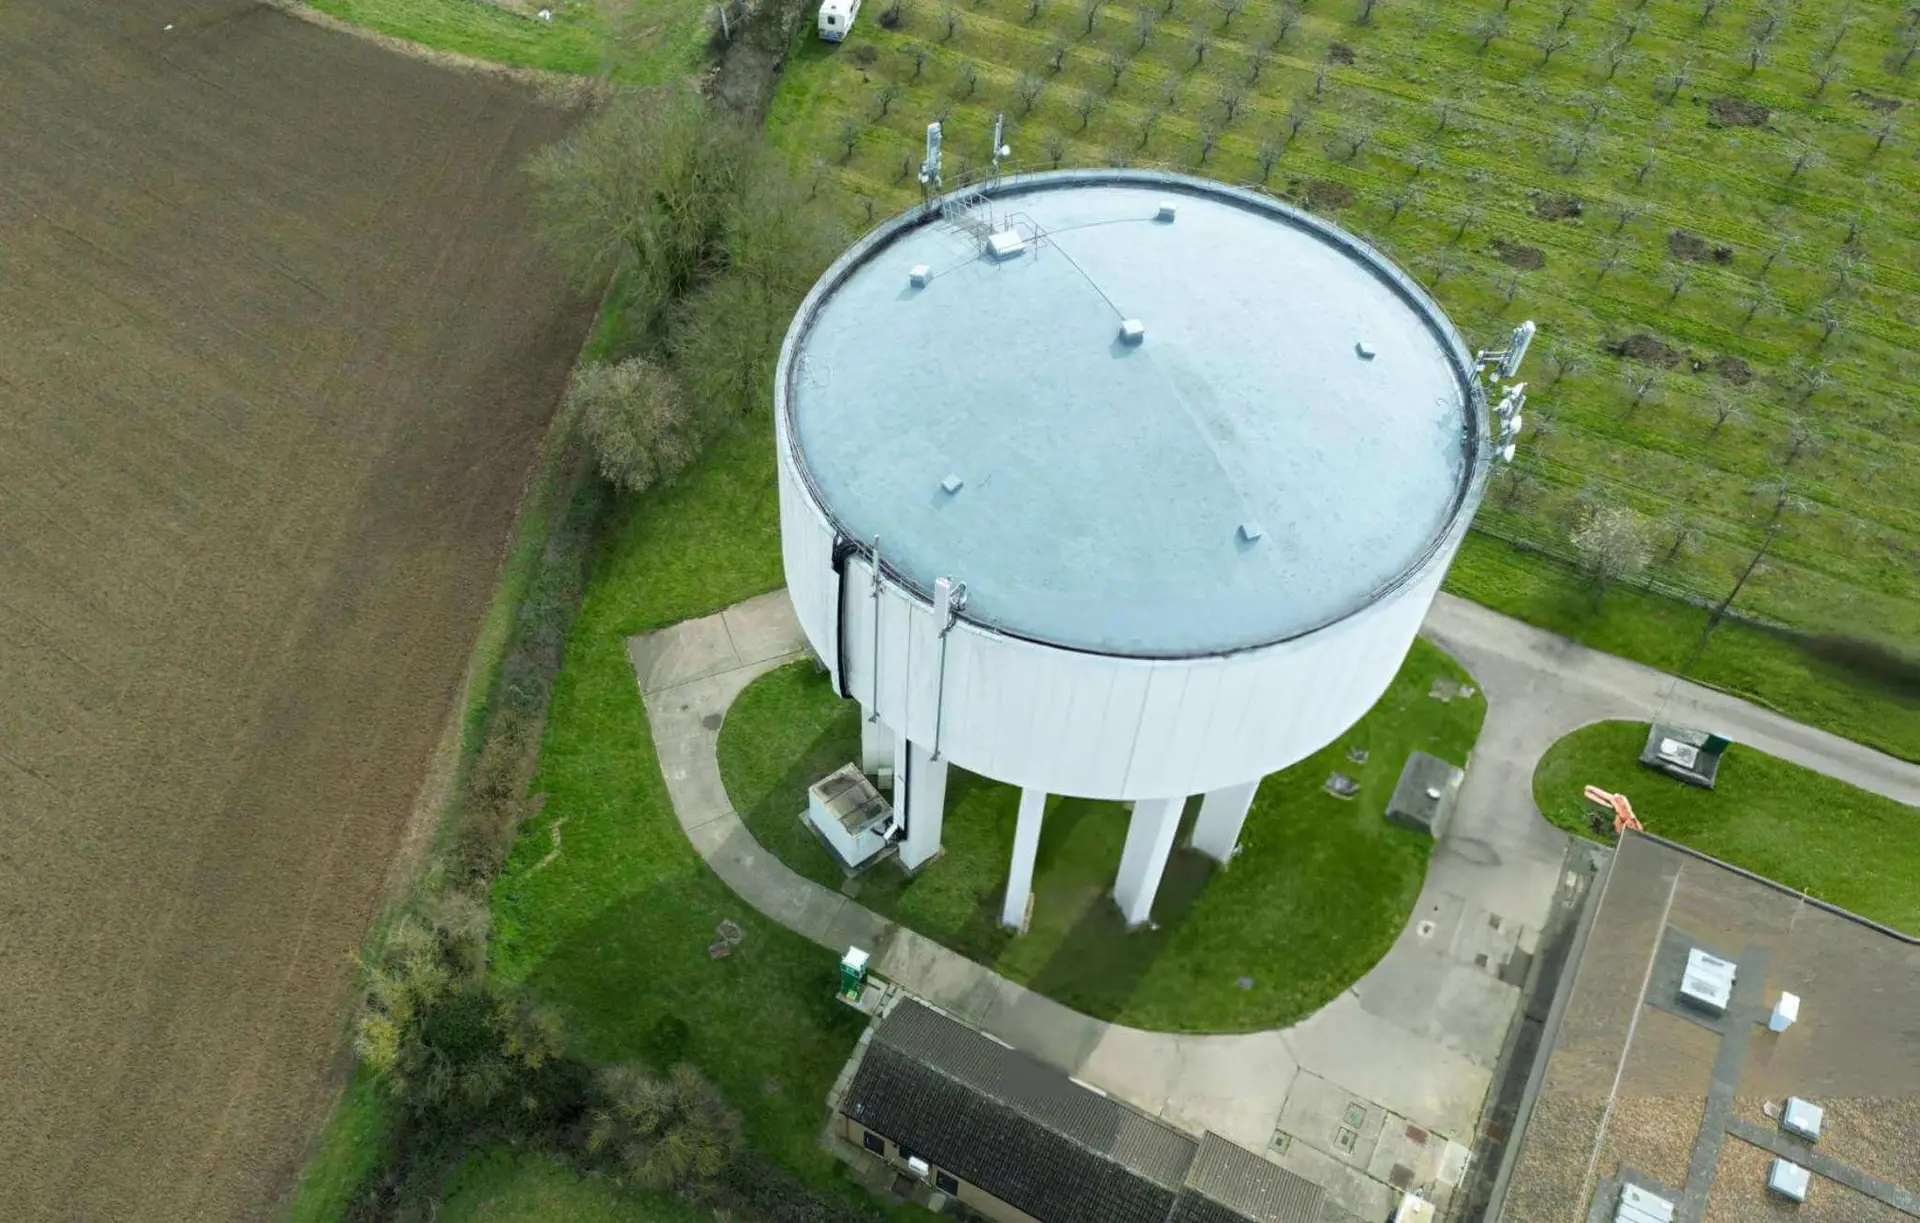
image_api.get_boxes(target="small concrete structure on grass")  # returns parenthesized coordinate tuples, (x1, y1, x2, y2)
(774, 169, 1506, 930)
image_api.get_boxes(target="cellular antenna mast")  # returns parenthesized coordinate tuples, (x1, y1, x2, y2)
(1474, 320, 1537, 464)
(918, 122, 943, 203)
(989, 112, 1010, 180)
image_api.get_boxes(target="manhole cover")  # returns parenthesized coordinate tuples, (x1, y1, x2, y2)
(1416, 920, 1436, 939)
(1270, 1131, 1293, 1155)
(1324, 771, 1360, 799)
(1344, 1103, 1367, 1128)
(1333, 1126, 1359, 1155)
(701, 713, 722, 730)
(718, 919, 745, 945)
(1236, 976, 1254, 991)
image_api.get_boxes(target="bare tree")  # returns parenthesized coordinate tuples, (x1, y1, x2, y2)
(1337, 119, 1376, 160)
(1070, 88, 1098, 129)
(1101, 49, 1130, 90)
(1356, 0, 1385, 25)
(1661, 511, 1705, 563)
(1491, 464, 1541, 509)
(1271, 1, 1302, 45)
(1808, 50, 1844, 97)
(1044, 132, 1068, 167)
(1537, 29, 1576, 65)
(1194, 121, 1222, 164)
(1136, 107, 1162, 148)
(875, 81, 902, 117)
(1666, 263, 1693, 304)
(1739, 283, 1775, 327)
(1246, 47, 1272, 84)
(939, 0, 959, 39)
(1570, 503, 1654, 598)
(1614, 12, 1645, 44)
(1431, 95, 1458, 132)
(1189, 23, 1214, 67)
(1659, 55, 1695, 103)
(1132, 5, 1156, 49)
(906, 43, 932, 78)
(1284, 99, 1311, 142)
(1601, 38, 1638, 81)
(1782, 414, 1827, 468)
(1554, 0, 1582, 31)
(1704, 383, 1744, 435)
(1620, 361, 1662, 410)
(1867, 112, 1898, 155)
(1384, 181, 1424, 223)
(1419, 247, 1465, 284)
(1787, 356, 1832, 404)
(1545, 341, 1587, 385)
(837, 116, 861, 162)
(1015, 72, 1046, 113)
(955, 59, 979, 98)
(1257, 135, 1284, 181)
(1159, 73, 1183, 110)
(1313, 63, 1330, 98)
(1898, 22, 1920, 73)
(1701, 476, 1812, 639)
(1217, 81, 1247, 124)
(1213, 0, 1247, 29)
(1044, 37, 1068, 73)
(1027, 0, 1046, 22)
(1812, 299, 1849, 346)
(1470, 10, 1506, 51)
(1785, 140, 1827, 183)
(1696, 0, 1721, 22)
(1595, 239, 1625, 280)
(1077, 0, 1101, 34)
(1822, 12, 1859, 56)
(1758, 232, 1794, 278)
(1744, 29, 1773, 74)
(1453, 200, 1483, 242)
(1633, 143, 1660, 184)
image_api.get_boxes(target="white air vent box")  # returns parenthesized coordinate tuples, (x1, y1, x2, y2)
(1156, 201, 1178, 222)
(1680, 948, 1736, 1015)
(1119, 318, 1146, 345)
(1770, 991, 1800, 1032)
(986, 230, 1025, 260)
(909, 264, 932, 287)
(1782, 1097, 1823, 1142)
(1768, 1158, 1811, 1202)
(1616, 1183, 1675, 1223)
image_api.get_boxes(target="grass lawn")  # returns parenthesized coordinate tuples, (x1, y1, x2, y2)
(718, 640, 1486, 1032)
(307, 0, 709, 82)
(767, 0, 1920, 702)
(437, 1149, 712, 1222)
(1533, 719, 1920, 934)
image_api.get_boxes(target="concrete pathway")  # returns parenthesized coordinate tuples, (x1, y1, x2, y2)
(630, 589, 1919, 1221)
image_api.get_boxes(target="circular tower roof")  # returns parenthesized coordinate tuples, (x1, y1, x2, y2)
(778, 171, 1484, 658)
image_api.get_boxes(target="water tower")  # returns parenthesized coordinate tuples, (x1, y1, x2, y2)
(774, 170, 1511, 930)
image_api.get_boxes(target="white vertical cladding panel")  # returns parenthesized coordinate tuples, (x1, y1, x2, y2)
(897, 583, 944, 745)
(775, 454, 839, 668)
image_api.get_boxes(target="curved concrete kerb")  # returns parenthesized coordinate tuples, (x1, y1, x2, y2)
(628, 588, 1920, 1220)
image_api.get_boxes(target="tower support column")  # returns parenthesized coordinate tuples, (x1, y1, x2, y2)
(1190, 778, 1261, 864)
(1001, 788, 1048, 930)
(1114, 796, 1184, 928)
(860, 709, 895, 777)
(896, 734, 949, 871)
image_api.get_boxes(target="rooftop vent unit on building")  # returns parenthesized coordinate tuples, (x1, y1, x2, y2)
(909, 264, 932, 288)
(1770, 991, 1800, 1033)
(986, 230, 1025, 261)
(1119, 318, 1146, 345)
(1769, 1158, 1811, 1203)
(1156, 201, 1178, 222)
(1679, 947, 1737, 1015)
(1615, 1182, 1675, 1223)
(1782, 1097, 1824, 1142)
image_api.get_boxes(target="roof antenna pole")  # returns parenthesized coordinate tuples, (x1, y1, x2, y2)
(918, 122, 943, 207)
(1474, 319, 1537, 464)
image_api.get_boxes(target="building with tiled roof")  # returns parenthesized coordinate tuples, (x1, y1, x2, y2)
(836, 999, 1326, 1223)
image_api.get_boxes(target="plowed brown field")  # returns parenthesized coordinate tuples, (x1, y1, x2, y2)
(0, 4, 593, 1218)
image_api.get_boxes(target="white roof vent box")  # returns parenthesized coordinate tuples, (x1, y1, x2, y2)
(1615, 1182, 1675, 1223)
(1679, 947, 1737, 1015)
(1769, 1158, 1812, 1202)
(1782, 1097, 1824, 1142)
(986, 230, 1026, 261)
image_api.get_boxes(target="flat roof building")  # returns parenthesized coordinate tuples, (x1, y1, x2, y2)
(775, 170, 1505, 928)
(1492, 833, 1920, 1223)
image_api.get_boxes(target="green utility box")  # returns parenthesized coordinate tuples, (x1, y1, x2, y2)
(839, 947, 870, 1001)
